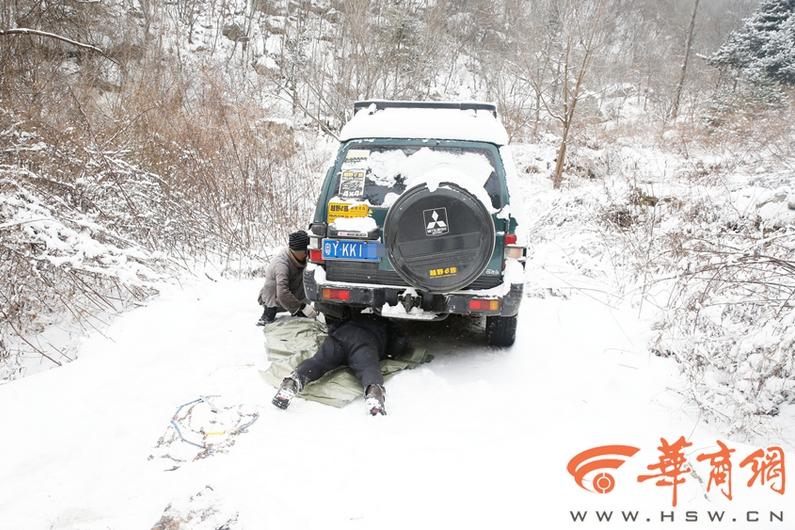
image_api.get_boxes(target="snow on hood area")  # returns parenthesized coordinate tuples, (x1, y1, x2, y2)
(339, 106, 510, 145)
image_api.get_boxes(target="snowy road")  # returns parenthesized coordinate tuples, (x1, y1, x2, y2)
(0, 278, 793, 529)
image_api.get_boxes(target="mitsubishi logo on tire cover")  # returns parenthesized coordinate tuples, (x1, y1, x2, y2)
(423, 207, 449, 236)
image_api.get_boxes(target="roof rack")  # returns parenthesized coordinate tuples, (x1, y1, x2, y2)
(353, 100, 498, 118)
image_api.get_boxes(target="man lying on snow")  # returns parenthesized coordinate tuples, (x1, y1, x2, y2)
(257, 230, 317, 326)
(272, 314, 409, 416)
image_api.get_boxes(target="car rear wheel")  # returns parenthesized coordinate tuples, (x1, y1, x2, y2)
(486, 315, 517, 347)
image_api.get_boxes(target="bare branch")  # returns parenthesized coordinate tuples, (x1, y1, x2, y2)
(0, 27, 119, 64)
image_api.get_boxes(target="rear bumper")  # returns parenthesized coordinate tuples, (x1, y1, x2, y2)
(304, 266, 523, 318)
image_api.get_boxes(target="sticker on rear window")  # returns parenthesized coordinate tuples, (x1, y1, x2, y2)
(423, 207, 449, 236)
(429, 266, 458, 278)
(338, 169, 365, 199)
(345, 149, 370, 162)
(327, 201, 369, 223)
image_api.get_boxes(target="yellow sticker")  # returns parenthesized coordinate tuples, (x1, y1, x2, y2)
(429, 266, 458, 278)
(327, 201, 370, 223)
(339, 169, 365, 199)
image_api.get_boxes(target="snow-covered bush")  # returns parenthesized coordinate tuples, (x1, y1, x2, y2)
(529, 129, 795, 433)
(0, 49, 332, 378)
(0, 117, 169, 378)
(648, 184, 795, 431)
(586, 134, 795, 432)
(0, 83, 330, 376)
(0, 179, 165, 378)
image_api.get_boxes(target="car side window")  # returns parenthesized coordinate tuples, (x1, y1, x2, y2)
(315, 166, 336, 221)
(483, 171, 503, 209)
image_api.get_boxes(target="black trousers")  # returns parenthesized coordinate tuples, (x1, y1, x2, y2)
(295, 334, 385, 389)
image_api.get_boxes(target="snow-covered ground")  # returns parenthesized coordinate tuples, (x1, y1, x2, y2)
(1, 272, 792, 529)
(2, 139, 794, 529)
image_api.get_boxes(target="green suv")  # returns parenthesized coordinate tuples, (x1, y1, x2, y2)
(303, 101, 525, 346)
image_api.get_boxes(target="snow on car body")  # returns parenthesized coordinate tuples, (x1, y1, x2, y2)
(304, 100, 526, 346)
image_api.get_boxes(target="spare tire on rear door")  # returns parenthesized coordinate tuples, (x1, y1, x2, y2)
(383, 183, 495, 293)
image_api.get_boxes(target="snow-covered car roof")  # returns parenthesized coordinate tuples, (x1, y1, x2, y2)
(339, 101, 510, 145)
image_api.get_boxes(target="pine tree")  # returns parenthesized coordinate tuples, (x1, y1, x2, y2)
(709, 0, 795, 86)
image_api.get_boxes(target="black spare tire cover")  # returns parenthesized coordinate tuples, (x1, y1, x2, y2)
(383, 182, 495, 293)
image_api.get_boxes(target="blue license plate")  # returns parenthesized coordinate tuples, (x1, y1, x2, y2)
(322, 239, 381, 261)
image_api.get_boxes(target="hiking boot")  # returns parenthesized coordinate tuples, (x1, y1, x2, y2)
(272, 376, 302, 410)
(365, 384, 386, 416)
(257, 307, 278, 326)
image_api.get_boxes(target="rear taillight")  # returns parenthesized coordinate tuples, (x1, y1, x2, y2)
(468, 299, 500, 312)
(322, 288, 350, 301)
(504, 246, 524, 259)
(309, 248, 324, 263)
(503, 233, 525, 260)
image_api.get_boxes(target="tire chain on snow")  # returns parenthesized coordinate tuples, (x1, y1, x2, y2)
(149, 395, 259, 471)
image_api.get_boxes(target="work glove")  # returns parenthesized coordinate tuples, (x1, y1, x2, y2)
(295, 303, 318, 319)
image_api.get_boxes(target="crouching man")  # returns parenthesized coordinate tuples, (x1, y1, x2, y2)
(272, 315, 408, 416)
(257, 230, 316, 325)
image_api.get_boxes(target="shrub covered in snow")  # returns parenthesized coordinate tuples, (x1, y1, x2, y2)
(648, 176, 795, 432)
(512, 132, 795, 434)
(0, 86, 329, 379)
(0, 117, 167, 378)
(579, 135, 795, 433)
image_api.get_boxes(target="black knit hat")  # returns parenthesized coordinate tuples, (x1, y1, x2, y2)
(288, 230, 310, 251)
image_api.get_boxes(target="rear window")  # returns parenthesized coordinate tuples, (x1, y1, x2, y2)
(332, 145, 504, 209)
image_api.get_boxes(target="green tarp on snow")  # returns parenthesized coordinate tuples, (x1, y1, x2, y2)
(259, 317, 431, 408)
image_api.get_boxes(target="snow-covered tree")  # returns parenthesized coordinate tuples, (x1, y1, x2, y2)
(709, 0, 795, 86)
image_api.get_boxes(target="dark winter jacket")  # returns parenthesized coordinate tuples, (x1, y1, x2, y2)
(293, 315, 410, 389)
(329, 315, 408, 359)
(258, 247, 308, 314)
